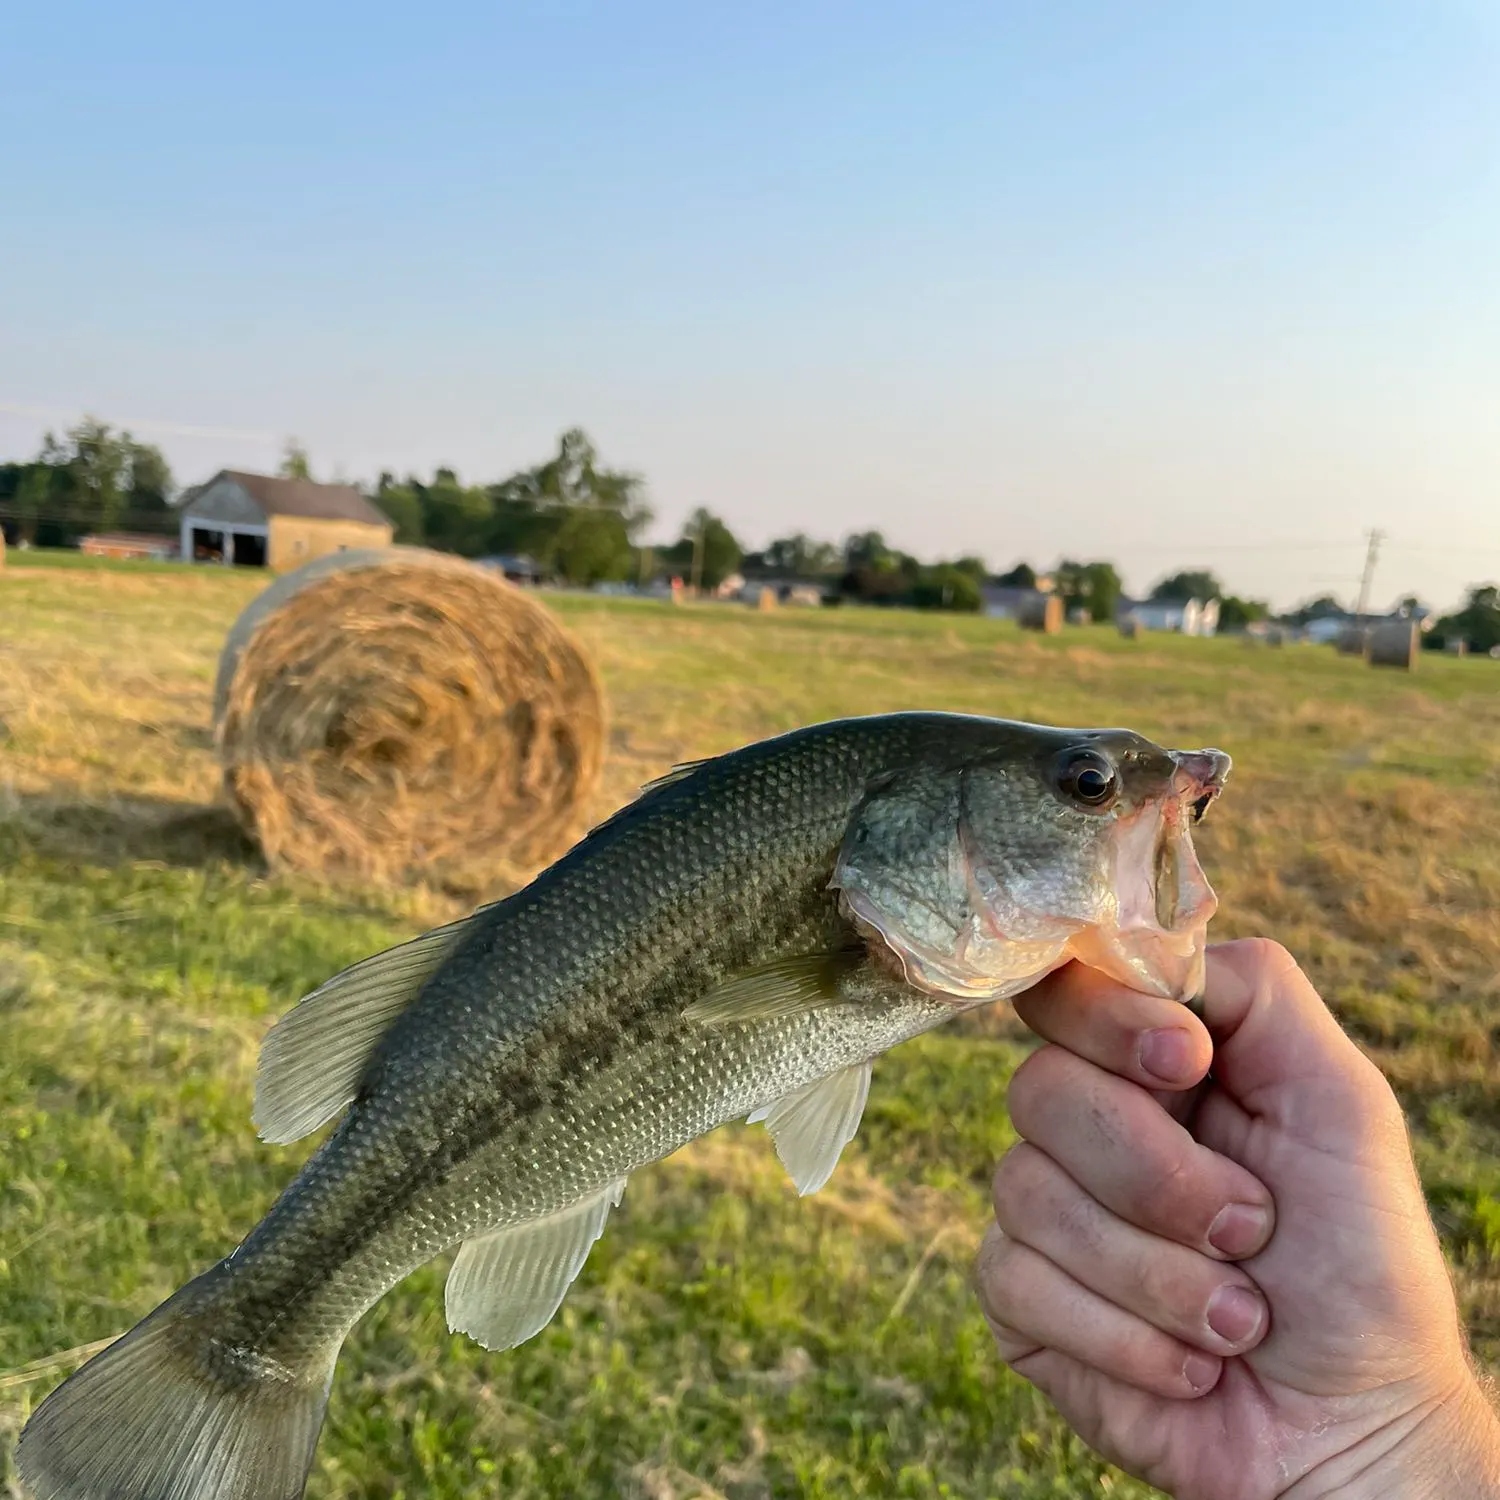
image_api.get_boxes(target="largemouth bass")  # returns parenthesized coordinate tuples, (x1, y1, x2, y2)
(17, 712, 1229, 1500)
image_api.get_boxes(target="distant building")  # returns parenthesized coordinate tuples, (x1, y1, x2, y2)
(1302, 614, 1354, 645)
(179, 470, 392, 570)
(79, 532, 180, 561)
(981, 584, 1053, 621)
(1118, 597, 1221, 637)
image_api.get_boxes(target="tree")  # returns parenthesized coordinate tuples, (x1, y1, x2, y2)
(421, 471, 494, 556)
(994, 561, 1036, 588)
(1056, 559, 1122, 623)
(485, 428, 653, 570)
(491, 429, 652, 535)
(0, 417, 175, 543)
(1286, 594, 1347, 626)
(279, 441, 312, 480)
(127, 442, 174, 515)
(553, 506, 633, 585)
(839, 530, 920, 603)
(1429, 585, 1500, 654)
(1218, 595, 1270, 632)
(373, 474, 425, 545)
(1151, 569, 1223, 603)
(666, 508, 742, 590)
(843, 530, 897, 572)
(912, 564, 981, 612)
(759, 533, 839, 578)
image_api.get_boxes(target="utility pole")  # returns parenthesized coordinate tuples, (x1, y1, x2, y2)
(1354, 528, 1384, 621)
(690, 514, 705, 596)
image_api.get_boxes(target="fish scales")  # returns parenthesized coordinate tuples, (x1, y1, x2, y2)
(221, 715, 950, 1360)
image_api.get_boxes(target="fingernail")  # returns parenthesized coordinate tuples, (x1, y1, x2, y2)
(1206, 1284, 1265, 1345)
(1183, 1352, 1220, 1392)
(1207, 1202, 1272, 1257)
(1139, 1027, 1197, 1084)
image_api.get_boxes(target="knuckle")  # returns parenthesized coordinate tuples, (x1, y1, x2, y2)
(991, 1140, 1049, 1219)
(1133, 1250, 1201, 1332)
(1051, 1185, 1104, 1258)
(1224, 930, 1296, 978)
(1005, 1047, 1068, 1134)
(1139, 1142, 1196, 1213)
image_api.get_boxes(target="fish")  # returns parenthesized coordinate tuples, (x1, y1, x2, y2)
(16, 711, 1230, 1500)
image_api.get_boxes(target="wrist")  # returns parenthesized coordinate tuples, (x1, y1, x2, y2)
(1285, 1378, 1500, 1500)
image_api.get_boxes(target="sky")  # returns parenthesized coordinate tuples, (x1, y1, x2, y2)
(2, 1, 1497, 611)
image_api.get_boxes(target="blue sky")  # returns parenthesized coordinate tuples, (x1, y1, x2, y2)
(3, 1, 1496, 608)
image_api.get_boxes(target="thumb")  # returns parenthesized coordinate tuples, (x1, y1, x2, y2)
(1201, 938, 1406, 1163)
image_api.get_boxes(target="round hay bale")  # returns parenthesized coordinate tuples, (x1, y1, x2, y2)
(1368, 618, 1418, 670)
(1118, 617, 1140, 640)
(1019, 592, 1064, 634)
(214, 547, 606, 887)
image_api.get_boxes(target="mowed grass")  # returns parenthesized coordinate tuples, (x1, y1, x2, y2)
(2, 556, 1500, 1499)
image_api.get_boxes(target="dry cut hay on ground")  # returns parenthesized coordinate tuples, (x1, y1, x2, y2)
(214, 547, 605, 888)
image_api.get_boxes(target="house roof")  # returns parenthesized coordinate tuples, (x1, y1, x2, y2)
(216, 470, 391, 528)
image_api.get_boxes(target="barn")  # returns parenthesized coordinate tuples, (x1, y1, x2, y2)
(178, 470, 393, 569)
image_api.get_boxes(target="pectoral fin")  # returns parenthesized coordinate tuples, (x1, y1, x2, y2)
(445, 1179, 627, 1352)
(749, 1062, 872, 1196)
(684, 950, 862, 1026)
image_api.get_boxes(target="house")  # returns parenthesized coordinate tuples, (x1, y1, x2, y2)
(1118, 597, 1221, 637)
(981, 584, 1051, 621)
(178, 470, 393, 570)
(79, 532, 180, 561)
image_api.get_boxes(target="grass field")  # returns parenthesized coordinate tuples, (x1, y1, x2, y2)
(2, 555, 1499, 1499)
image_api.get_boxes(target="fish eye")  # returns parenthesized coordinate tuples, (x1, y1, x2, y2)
(1054, 748, 1119, 810)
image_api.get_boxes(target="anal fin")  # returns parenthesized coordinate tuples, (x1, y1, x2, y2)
(749, 1061, 872, 1196)
(445, 1179, 627, 1352)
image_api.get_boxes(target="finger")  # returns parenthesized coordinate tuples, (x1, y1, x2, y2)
(1008, 1045, 1274, 1259)
(1014, 961, 1215, 1093)
(1202, 940, 1408, 1155)
(992, 1142, 1270, 1356)
(1004, 1345, 1178, 1476)
(974, 1225, 1223, 1401)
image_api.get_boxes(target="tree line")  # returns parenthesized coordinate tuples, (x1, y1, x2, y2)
(0, 418, 175, 545)
(3, 418, 1494, 643)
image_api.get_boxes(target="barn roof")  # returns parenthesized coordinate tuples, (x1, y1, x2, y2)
(212, 470, 391, 527)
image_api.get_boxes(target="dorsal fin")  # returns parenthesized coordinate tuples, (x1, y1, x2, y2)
(253, 913, 478, 1143)
(576, 757, 715, 848)
(637, 758, 710, 794)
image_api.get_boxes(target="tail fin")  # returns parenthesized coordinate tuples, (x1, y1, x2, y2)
(15, 1264, 337, 1500)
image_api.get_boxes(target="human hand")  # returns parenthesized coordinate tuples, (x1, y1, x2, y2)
(975, 938, 1500, 1500)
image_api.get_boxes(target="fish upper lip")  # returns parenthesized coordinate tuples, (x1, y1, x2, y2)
(1169, 748, 1231, 798)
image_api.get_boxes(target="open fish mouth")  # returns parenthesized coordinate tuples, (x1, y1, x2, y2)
(1066, 746, 1230, 1001)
